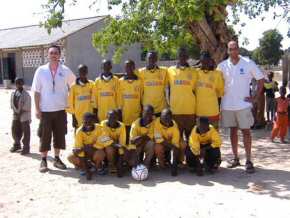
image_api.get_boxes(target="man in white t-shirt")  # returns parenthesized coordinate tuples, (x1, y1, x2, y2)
(217, 41, 264, 173)
(31, 45, 76, 173)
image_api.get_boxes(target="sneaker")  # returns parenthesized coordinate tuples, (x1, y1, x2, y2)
(97, 168, 106, 176)
(10, 145, 21, 153)
(39, 160, 49, 173)
(20, 147, 30, 155)
(53, 157, 67, 170)
(245, 160, 255, 174)
(226, 158, 241, 168)
(79, 170, 86, 176)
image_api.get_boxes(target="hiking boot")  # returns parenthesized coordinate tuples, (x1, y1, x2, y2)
(226, 158, 241, 168)
(53, 157, 67, 170)
(39, 160, 49, 173)
(21, 147, 30, 155)
(245, 160, 255, 174)
(10, 145, 21, 153)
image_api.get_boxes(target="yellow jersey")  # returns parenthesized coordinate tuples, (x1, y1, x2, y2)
(195, 69, 224, 117)
(138, 67, 168, 113)
(92, 76, 119, 121)
(167, 66, 197, 115)
(189, 125, 222, 156)
(67, 80, 94, 128)
(153, 117, 180, 148)
(101, 120, 127, 154)
(117, 77, 143, 126)
(74, 124, 112, 157)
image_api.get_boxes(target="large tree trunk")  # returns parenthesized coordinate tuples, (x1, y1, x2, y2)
(188, 6, 233, 64)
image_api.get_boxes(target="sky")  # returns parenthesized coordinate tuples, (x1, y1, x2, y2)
(0, 0, 289, 51)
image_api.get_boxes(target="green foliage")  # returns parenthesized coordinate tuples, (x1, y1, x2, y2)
(43, 0, 289, 62)
(40, 0, 66, 34)
(251, 47, 265, 65)
(239, 47, 252, 57)
(252, 29, 284, 65)
(92, 0, 231, 62)
(259, 29, 284, 65)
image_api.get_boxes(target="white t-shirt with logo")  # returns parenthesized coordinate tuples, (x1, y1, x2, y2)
(217, 56, 263, 111)
(31, 63, 76, 112)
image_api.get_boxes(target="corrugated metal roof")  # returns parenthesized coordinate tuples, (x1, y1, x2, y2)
(0, 16, 107, 49)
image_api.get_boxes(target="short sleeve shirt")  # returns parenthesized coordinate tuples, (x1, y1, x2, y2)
(217, 56, 263, 111)
(31, 63, 76, 112)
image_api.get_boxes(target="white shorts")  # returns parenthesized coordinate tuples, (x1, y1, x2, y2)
(221, 108, 254, 129)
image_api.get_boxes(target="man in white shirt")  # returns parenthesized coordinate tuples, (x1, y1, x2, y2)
(217, 41, 264, 173)
(31, 45, 76, 173)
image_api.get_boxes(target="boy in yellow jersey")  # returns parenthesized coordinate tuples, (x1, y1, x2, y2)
(195, 52, 224, 129)
(118, 60, 143, 143)
(138, 51, 168, 116)
(186, 117, 222, 176)
(92, 59, 119, 122)
(167, 48, 197, 163)
(154, 108, 179, 176)
(67, 65, 94, 130)
(130, 105, 155, 169)
(67, 113, 111, 180)
(264, 71, 278, 123)
(101, 110, 137, 177)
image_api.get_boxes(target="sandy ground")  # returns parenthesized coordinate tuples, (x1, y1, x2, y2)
(0, 88, 290, 218)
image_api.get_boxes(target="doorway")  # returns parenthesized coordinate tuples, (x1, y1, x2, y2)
(2, 53, 16, 83)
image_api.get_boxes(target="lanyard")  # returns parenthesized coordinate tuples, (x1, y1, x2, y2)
(50, 67, 57, 93)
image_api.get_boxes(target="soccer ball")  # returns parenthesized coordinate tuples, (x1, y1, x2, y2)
(131, 164, 149, 181)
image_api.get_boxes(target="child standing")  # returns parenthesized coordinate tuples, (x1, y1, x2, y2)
(264, 71, 278, 123)
(92, 60, 119, 122)
(117, 60, 143, 144)
(271, 86, 288, 143)
(10, 78, 31, 155)
(67, 64, 94, 130)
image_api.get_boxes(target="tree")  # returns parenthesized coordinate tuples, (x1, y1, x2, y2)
(259, 29, 284, 65)
(251, 47, 265, 65)
(42, 0, 289, 63)
(239, 47, 252, 58)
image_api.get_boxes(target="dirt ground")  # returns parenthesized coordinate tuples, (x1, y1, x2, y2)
(0, 88, 290, 218)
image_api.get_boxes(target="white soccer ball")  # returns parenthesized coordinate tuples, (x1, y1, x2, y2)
(131, 164, 149, 181)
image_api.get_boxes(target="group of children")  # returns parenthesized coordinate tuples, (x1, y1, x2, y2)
(263, 71, 290, 143)
(9, 49, 289, 180)
(65, 50, 224, 180)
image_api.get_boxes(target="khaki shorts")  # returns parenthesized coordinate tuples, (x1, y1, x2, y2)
(221, 108, 254, 129)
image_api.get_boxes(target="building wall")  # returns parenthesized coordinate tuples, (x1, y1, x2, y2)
(0, 50, 27, 83)
(66, 19, 141, 80)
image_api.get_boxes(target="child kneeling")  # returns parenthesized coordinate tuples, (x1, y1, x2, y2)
(154, 109, 180, 176)
(101, 110, 137, 177)
(186, 117, 222, 176)
(68, 112, 110, 180)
